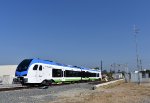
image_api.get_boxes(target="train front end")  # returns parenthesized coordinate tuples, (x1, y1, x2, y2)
(13, 59, 33, 85)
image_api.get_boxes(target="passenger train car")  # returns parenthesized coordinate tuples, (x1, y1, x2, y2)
(14, 59, 102, 85)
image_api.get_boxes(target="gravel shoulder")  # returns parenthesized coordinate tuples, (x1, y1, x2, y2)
(51, 81, 150, 103)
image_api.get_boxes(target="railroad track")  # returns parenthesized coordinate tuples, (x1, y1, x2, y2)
(0, 80, 106, 92)
(0, 83, 69, 92)
(0, 86, 36, 92)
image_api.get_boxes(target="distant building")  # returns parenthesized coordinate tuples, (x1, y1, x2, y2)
(130, 70, 150, 83)
(112, 73, 123, 80)
(0, 65, 17, 84)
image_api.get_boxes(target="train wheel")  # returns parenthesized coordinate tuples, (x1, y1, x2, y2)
(42, 80, 49, 86)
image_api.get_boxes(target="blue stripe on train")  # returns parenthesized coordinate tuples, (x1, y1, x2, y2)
(15, 71, 28, 76)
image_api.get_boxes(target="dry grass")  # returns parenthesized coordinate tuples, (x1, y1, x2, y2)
(51, 81, 150, 103)
(85, 82, 150, 103)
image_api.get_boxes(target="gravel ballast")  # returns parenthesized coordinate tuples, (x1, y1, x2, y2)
(0, 83, 93, 103)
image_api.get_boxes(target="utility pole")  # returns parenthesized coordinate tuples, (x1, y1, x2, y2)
(133, 25, 140, 84)
(140, 59, 142, 71)
(125, 64, 128, 73)
(100, 60, 103, 72)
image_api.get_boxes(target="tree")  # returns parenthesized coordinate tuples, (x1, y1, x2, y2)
(102, 70, 107, 74)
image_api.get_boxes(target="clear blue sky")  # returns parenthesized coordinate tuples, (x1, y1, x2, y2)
(0, 0, 150, 71)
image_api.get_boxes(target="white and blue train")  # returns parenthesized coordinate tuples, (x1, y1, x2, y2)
(14, 59, 102, 85)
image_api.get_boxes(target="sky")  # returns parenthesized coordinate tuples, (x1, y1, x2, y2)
(0, 0, 150, 71)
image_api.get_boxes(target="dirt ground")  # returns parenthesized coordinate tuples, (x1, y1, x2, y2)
(51, 81, 150, 103)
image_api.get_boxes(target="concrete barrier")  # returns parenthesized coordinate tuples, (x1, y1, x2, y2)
(92, 79, 124, 90)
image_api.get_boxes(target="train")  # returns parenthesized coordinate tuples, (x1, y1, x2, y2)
(14, 59, 102, 86)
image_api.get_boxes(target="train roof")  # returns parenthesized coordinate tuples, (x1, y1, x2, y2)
(30, 58, 100, 72)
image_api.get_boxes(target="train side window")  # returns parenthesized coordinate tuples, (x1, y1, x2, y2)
(97, 73, 99, 77)
(65, 70, 80, 77)
(52, 69, 62, 77)
(90, 73, 96, 77)
(39, 65, 42, 71)
(33, 65, 38, 70)
(85, 72, 90, 77)
(66, 70, 74, 77)
(93, 73, 96, 77)
(81, 71, 85, 78)
(62, 71, 64, 77)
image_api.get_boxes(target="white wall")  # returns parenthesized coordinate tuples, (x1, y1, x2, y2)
(130, 72, 150, 83)
(112, 73, 123, 79)
(0, 65, 17, 84)
(130, 72, 141, 82)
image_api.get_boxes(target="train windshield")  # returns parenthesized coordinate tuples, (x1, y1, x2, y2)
(17, 59, 33, 72)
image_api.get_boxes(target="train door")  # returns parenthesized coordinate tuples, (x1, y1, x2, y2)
(32, 65, 38, 83)
(37, 65, 43, 83)
(62, 69, 65, 82)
